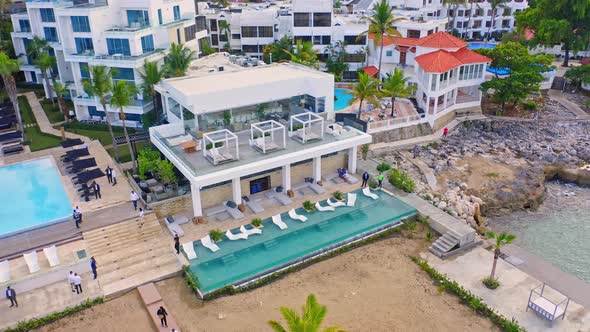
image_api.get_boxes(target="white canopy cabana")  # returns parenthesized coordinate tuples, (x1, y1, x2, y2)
(250, 120, 286, 154)
(289, 112, 324, 144)
(203, 129, 239, 165)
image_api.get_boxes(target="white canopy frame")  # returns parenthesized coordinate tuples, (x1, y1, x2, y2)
(289, 112, 324, 144)
(202, 129, 239, 165)
(250, 120, 286, 154)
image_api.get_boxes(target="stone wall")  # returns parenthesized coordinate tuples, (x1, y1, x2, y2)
(371, 123, 433, 144)
(153, 195, 192, 219)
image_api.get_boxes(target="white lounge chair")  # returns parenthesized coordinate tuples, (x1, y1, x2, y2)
(0, 260, 9, 283)
(362, 187, 379, 200)
(327, 198, 346, 208)
(43, 245, 60, 267)
(226, 229, 248, 240)
(288, 209, 308, 222)
(23, 251, 40, 274)
(240, 225, 262, 236)
(272, 214, 288, 229)
(182, 242, 198, 260)
(201, 235, 220, 253)
(347, 193, 357, 207)
(315, 201, 335, 212)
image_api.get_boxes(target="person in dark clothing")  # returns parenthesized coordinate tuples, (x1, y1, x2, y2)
(174, 234, 180, 255)
(105, 166, 112, 183)
(6, 286, 17, 307)
(90, 257, 97, 279)
(361, 171, 369, 188)
(157, 306, 168, 327)
(93, 181, 101, 199)
(73, 209, 80, 228)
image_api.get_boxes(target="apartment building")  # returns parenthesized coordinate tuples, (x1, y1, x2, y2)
(11, 0, 207, 126)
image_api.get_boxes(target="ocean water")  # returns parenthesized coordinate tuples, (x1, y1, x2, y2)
(490, 181, 590, 283)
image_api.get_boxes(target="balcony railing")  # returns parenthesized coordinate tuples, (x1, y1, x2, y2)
(105, 24, 151, 34)
(367, 114, 426, 134)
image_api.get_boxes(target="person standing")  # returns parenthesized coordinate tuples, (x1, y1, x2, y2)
(90, 257, 97, 280)
(111, 168, 117, 186)
(130, 191, 139, 210)
(6, 286, 17, 307)
(73, 209, 80, 229)
(138, 208, 145, 228)
(93, 181, 101, 199)
(156, 306, 168, 327)
(443, 127, 449, 138)
(378, 173, 384, 188)
(361, 171, 369, 188)
(105, 166, 112, 184)
(73, 273, 83, 294)
(174, 234, 180, 255)
(68, 271, 76, 292)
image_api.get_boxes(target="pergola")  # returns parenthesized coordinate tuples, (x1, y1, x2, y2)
(203, 129, 239, 165)
(289, 112, 324, 144)
(250, 120, 286, 154)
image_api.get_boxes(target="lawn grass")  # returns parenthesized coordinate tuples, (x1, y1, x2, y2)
(18, 96, 63, 152)
(107, 141, 150, 163)
(39, 99, 65, 124)
(63, 122, 137, 146)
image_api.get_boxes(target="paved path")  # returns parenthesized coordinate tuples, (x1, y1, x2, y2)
(548, 90, 590, 117)
(399, 151, 440, 191)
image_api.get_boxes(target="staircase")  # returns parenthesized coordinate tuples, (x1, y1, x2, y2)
(429, 230, 461, 258)
(84, 214, 181, 296)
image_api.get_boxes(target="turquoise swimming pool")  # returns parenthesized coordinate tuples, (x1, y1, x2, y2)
(0, 158, 72, 237)
(468, 42, 497, 50)
(185, 190, 417, 293)
(334, 88, 353, 111)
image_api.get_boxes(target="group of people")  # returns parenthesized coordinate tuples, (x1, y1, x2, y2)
(67, 271, 84, 294)
(360, 171, 384, 188)
(105, 166, 117, 186)
(73, 206, 83, 228)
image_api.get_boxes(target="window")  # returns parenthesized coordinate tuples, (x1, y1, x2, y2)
(112, 67, 135, 81)
(313, 35, 321, 45)
(176, 28, 181, 44)
(43, 27, 58, 42)
(88, 106, 104, 118)
(386, 50, 393, 57)
(322, 36, 331, 44)
(219, 34, 228, 42)
(127, 10, 149, 27)
(211, 34, 218, 46)
(344, 35, 365, 45)
(158, 9, 163, 25)
(407, 30, 420, 38)
(71, 16, 90, 32)
(231, 33, 240, 39)
(40, 8, 55, 23)
(210, 19, 217, 31)
(293, 13, 310, 27)
(79, 62, 89, 78)
(242, 45, 258, 53)
(106, 38, 131, 56)
(19, 20, 31, 32)
(173, 5, 180, 21)
(184, 24, 197, 42)
(241, 26, 257, 38)
(258, 26, 273, 38)
(74, 38, 94, 54)
(141, 35, 154, 53)
(313, 13, 331, 27)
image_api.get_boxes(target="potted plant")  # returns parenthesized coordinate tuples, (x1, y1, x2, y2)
(333, 191, 344, 201)
(209, 229, 224, 243)
(252, 218, 263, 228)
(303, 200, 316, 213)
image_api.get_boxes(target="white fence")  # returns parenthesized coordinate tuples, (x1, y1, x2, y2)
(366, 114, 428, 133)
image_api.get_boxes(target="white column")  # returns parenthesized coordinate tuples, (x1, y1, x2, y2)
(443, 92, 448, 111)
(191, 182, 203, 217)
(232, 177, 242, 205)
(282, 164, 291, 190)
(348, 146, 358, 174)
(313, 156, 321, 182)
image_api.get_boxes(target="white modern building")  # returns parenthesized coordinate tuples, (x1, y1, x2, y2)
(149, 53, 372, 217)
(11, 0, 207, 126)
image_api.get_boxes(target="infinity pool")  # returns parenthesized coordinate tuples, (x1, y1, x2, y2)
(334, 88, 353, 111)
(185, 190, 417, 293)
(0, 158, 72, 237)
(468, 42, 497, 50)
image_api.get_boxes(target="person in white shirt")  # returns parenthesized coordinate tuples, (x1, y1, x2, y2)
(73, 273, 83, 294)
(67, 271, 75, 292)
(111, 168, 117, 186)
(130, 191, 139, 210)
(138, 207, 145, 228)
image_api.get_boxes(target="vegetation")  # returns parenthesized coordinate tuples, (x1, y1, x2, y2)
(333, 191, 344, 201)
(325, 41, 349, 82)
(376, 162, 391, 172)
(412, 257, 526, 332)
(425, 231, 434, 242)
(380, 69, 415, 116)
(137, 148, 161, 180)
(485, 0, 510, 42)
(164, 43, 196, 77)
(139, 60, 165, 124)
(18, 96, 62, 151)
(263, 36, 293, 64)
(443, 0, 466, 35)
(486, 231, 516, 282)
(346, 72, 380, 119)
(268, 294, 346, 332)
(200, 39, 216, 56)
(360, 0, 402, 76)
(52, 81, 70, 122)
(483, 277, 501, 290)
(404, 221, 417, 238)
(388, 168, 415, 192)
(40, 98, 65, 123)
(209, 229, 224, 242)
(252, 218, 262, 228)
(361, 144, 369, 160)
(0, 52, 24, 137)
(158, 159, 177, 185)
(564, 65, 590, 89)
(303, 200, 316, 212)
(284, 40, 319, 69)
(62, 121, 135, 145)
(223, 110, 232, 126)
(182, 265, 200, 293)
(368, 180, 379, 189)
(110, 80, 139, 171)
(520, 100, 537, 111)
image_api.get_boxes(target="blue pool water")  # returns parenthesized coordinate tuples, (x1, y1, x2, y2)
(186, 190, 417, 293)
(468, 42, 497, 50)
(334, 88, 353, 111)
(0, 158, 72, 237)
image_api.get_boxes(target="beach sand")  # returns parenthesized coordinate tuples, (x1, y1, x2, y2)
(35, 236, 496, 332)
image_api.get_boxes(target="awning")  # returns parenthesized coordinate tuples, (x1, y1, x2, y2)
(362, 66, 379, 77)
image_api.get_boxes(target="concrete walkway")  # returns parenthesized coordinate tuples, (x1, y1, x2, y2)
(548, 90, 590, 117)
(399, 151, 440, 191)
(426, 247, 590, 332)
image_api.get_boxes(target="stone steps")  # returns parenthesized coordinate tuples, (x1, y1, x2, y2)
(99, 252, 179, 286)
(87, 226, 163, 256)
(101, 262, 181, 297)
(84, 216, 160, 242)
(429, 231, 460, 258)
(97, 245, 171, 276)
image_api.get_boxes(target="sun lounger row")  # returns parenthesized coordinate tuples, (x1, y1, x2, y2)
(60, 138, 84, 148)
(73, 168, 105, 185)
(0, 245, 61, 281)
(2, 143, 23, 155)
(0, 131, 21, 144)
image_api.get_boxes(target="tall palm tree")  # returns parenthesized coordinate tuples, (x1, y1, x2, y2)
(443, 0, 466, 34)
(110, 81, 139, 171)
(346, 72, 380, 120)
(25, 36, 48, 61)
(53, 81, 70, 123)
(34, 53, 56, 106)
(268, 294, 345, 332)
(463, 0, 475, 39)
(218, 20, 231, 51)
(139, 60, 165, 124)
(164, 43, 196, 78)
(283, 40, 319, 69)
(485, 0, 509, 44)
(380, 68, 416, 116)
(360, 0, 402, 79)
(486, 231, 516, 280)
(0, 52, 24, 138)
(82, 65, 121, 160)
(0, 0, 12, 14)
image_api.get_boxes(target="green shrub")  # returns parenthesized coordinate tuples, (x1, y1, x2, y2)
(205, 141, 224, 150)
(183, 266, 200, 293)
(368, 180, 379, 189)
(303, 200, 316, 212)
(521, 100, 537, 111)
(482, 277, 500, 290)
(376, 162, 391, 172)
(361, 144, 369, 160)
(426, 231, 433, 242)
(141, 110, 157, 128)
(252, 218, 262, 227)
(209, 229, 224, 242)
(388, 168, 415, 193)
(404, 221, 417, 238)
(291, 124, 304, 131)
(333, 191, 344, 200)
(158, 159, 177, 185)
(137, 148, 161, 180)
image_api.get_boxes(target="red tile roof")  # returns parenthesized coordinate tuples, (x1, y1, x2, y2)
(368, 33, 419, 47)
(417, 32, 468, 48)
(452, 47, 493, 65)
(362, 66, 379, 77)
(415, 48, 491, 73)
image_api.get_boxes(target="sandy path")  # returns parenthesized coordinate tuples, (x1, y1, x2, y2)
(34, 236, 496, 332)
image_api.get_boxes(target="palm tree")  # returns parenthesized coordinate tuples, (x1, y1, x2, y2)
(268, 294, 345, 332)
(34, 53, 56, 106)
(360, 0, 402, 79)
(443, 0, 466, 34)
(53, 81, 70, 123)
(463, 0, 475, 39)
(486, 231, 516, 280)
(380, 68, 416, 116)
(164, 43, 196, 78)
(139, 60, 165, 124)
(346, 72, 380, 120)
(25, 36, 48, 61)
(485, 0, 509, 44)
(82, 65, 121, 160)
(0, 0, 12, 14)
(218, 20, 231, 51)
(110, 81, 139, 171)
(0, 52, 24, 139)
(283, 40, 319, 69)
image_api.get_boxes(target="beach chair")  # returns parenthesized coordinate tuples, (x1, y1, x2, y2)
(43, 245, 60, 267)
(0, 260, 9, 283)
(347, 193, 357, 207)
(240, 225, 262, 236)
(362, 187, 379, 200)
(315, 201, 335, 212)
(182, 242, 198, 260)
(327, 198, 346, 208)
(201, 235, 220, 252)
(164, 216, 185, 237)
(23, 251, 40, 274)
(288, 209, 308, 222)
(272, 214, 288, 229)
(226, 229, 248, 240)
(245, 199, 265, 213)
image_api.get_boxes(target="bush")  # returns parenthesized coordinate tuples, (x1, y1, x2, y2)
(205, 141, 224, 150)
(426, 231, 434, 242)
(521, 100, 537, 111)
(158, 159, 177, 185)
(137, 148, 161, 180)
(209, 229, 224, 242)
(361, 144, 369, 160)
(183, 265, 200, 293)
(482, 277, 500, 290)
(303, 200, 316, 212)
(333, 191, 344, 201)
(388, 168, 415, 193)
(141, 110, 157, 128)
(376, 162, 391, 172)
(368, 180, 379, 189)
(252, 218, 262, 227)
